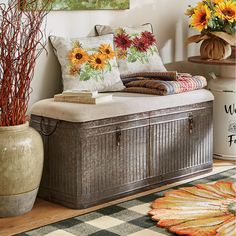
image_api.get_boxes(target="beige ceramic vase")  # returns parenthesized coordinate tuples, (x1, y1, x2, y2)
(0, 122, 43, 217)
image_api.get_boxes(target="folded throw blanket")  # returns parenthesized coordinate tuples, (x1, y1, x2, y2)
(124, 74, 207, 96)
(121, 71, 179, 80)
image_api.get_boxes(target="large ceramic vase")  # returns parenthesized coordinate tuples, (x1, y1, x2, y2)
(0, 122, 43, 217)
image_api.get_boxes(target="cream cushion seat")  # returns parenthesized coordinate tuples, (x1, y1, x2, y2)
(31, 89, 214, 123)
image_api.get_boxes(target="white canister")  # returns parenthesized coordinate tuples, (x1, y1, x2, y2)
(208, 76, 236, 160)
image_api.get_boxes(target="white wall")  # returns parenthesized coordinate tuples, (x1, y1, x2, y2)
(29, 0, 219, 110)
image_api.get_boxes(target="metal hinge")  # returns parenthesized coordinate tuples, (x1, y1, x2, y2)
(188, 114, 194, 134)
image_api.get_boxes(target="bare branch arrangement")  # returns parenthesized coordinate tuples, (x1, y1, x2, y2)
(0, 0, 51, 126)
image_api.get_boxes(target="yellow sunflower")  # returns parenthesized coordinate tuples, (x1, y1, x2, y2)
(191, 2, 211, 32)
(212, 0, 225, 4)
(215, 0, 236, 22)
(149, 181, 236, 236)
(99, 44, 115, 60)
(68, 47, 89, 65)
(89, 53, 107, 70)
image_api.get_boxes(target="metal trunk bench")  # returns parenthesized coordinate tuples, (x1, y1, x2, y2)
(30, 90, 214, 209)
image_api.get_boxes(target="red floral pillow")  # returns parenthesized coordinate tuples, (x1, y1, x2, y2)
(95, 24, 166, 78)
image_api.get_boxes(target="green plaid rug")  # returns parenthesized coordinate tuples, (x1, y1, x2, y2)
(18, 168, 236, 236)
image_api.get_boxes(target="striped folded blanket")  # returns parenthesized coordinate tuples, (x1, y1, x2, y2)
(123, 74, 207, 96)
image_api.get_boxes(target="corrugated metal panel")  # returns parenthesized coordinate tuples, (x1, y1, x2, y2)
(81, 125, 149, 195)
(149, 107, 212, 180)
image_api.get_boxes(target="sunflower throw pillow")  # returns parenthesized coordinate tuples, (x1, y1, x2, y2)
(95, 24, 167, 78)
(49, 34, 124, 92)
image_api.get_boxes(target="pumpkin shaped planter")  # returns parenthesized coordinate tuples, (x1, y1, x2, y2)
(187, 32, 236, 60)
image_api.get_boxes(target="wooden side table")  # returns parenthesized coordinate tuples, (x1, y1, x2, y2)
(188, 56, 236, 160)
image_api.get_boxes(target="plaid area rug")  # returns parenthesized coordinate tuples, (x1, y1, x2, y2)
(18, 168, 236, 236)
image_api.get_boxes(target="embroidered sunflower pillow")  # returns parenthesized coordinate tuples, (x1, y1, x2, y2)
(49, 34, 124, 92)
(95, 24, 167, 78)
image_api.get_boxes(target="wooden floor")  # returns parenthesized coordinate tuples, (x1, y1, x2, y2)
(0, 159, 235, 236)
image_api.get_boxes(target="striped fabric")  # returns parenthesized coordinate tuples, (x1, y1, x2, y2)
(124, 74, 207, 95)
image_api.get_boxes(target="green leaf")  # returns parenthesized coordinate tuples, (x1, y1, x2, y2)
(89, 69, 105, 81)
(80, 71, 91, 81)
(204, 0, 214, 11)
(224, 24, 234, 34)
(130, 46, 138, 54)
(207, 19, 215, 29)
(107, 61, 112, 72)
(143, 55, 149, 64)
(83, 63, 92, 72)
(138, 57, 144, 64)
(149, 47, 156, 56)
(127, 55, 137, 63)
(136, 52, 149, 64)
(95, 71, 104, 81)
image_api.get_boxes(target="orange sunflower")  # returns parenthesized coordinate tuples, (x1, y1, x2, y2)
(89, 53, 107, 70)
(68, 47, 89, 65)
(115, 27, 126, 35)
(149, 181, 236, 236)
(116, 49, 127, 60)
(191, 3, 211, 32)
(68, 64, 80, 76)
(99, 44, 115, 60)
(215, 0, 236, 22)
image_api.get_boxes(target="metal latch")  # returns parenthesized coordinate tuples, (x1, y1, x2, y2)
(188, 114, 194, 134)
(116, 128, 121, 146)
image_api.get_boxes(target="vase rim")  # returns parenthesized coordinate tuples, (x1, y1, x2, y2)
(0, 122, 29, 132)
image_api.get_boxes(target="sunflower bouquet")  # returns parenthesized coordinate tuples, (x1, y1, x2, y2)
(68, 42, 115, 81)
(186, 0, 236, 34)
(186, 0, 236, 59)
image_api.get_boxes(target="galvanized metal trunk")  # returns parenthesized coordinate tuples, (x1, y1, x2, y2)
(30, 101, 213, 209)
